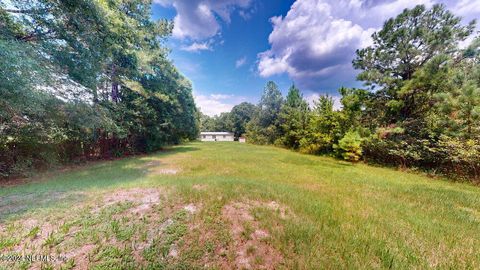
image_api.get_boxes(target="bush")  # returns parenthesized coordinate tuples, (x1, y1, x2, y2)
(436, 135, 480, 180)
(334, 131, 363, 162)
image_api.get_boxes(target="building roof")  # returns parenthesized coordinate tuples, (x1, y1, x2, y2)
(200, 132, 234, 135)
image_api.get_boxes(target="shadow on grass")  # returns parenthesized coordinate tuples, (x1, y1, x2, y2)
(0, 145, 199, 222)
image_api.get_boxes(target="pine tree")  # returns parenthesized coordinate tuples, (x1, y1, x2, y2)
(247, 81, 283, 144)
(279, 85, 309, 149)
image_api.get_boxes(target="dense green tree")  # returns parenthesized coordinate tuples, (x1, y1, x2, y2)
(0, 0, 198, 177)
(240, 5, 480, 180)
(353, 4, 476, 123)
(334, 131, 363, 162)
(247, 81, 283, 144)
(299, 95, 341, 154)
(230, 102, 256, 139)
(434, 47, 480, 139)
(278, 85, 309, 149)
(214, 112, 234, 132)
(339, 87, 369, 130)
(199, 113, 216, 132)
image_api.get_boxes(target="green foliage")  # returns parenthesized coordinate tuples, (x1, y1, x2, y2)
(334, 131, 363, 162)
(353, 4, 476, 123)
(434, 58, 480, 139)
(200, 102, 257, 140)
(339, 87, 369, 129)
(241, 5, 480, 180)
(278, 85, 309, 149)
(354, 4, 474, 89)
(2, 2, 480, 181)
(0, 1, 198, 177)
(436, 135, 480, 179)
(230, 102, 256, 138)
(299, 95, 341, 154)
(247, 81, 284, 144)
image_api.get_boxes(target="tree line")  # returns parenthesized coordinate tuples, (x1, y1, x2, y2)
(201, 4, 480, 181)
(0, 1, 198, 178)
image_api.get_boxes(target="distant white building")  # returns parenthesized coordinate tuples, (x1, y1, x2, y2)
(199, 132, 234, 142)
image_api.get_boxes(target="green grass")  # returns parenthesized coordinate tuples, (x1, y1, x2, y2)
(1, 142, 480, 269)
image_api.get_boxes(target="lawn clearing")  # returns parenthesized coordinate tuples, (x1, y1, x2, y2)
(1, 142, 480, 269)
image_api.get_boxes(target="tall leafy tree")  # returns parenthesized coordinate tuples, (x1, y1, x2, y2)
(434, 48, 480, 139)
(300, 95, 341, 154)
(247, 81, 283, 144)
(279, 85, 309, 149)
(353, 4, 476, 122)
(339, 87, 369, 130)
(0, 0, 198, 177)
(199, 113, 216, 132)
(230, 102, 256, 139)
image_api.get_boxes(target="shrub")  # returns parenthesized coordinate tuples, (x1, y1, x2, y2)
(436, 135, 480, 180)
(334, 131, 363, 162)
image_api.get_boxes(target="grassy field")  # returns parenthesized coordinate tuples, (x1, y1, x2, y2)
(1, 142, 480, 269)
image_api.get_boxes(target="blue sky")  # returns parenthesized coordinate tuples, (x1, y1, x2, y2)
(151, 0, 479, 116)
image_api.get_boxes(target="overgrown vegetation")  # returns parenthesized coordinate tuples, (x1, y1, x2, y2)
(2, 142, 480, 269)
(202, 4, 480, 181)
(0, 1, 198, 178)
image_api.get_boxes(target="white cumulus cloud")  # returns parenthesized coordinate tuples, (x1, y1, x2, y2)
(155, 0, 253, 40)
(194, 93, 247, 116)
(257, 0, 472, 93)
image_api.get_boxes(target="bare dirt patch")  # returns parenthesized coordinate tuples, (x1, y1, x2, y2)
(192, 184, 208, 191)
(10, 219, 56, 258)
(93, 188, 162, 215)
(63, 243, 96, 269)
(132, 202, 200, 263)
(183, 203, 198, 214)
(21, 218, 38, 230)
(222, 201, 284, 270)
(264, 200, 291, 219)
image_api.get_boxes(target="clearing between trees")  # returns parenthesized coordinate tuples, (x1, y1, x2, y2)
(1, 142, 480, 269)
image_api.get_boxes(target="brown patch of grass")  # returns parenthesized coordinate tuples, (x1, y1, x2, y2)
(264, 201, 292, 219)
(222, 201, 284, 270)
(63, 243, 95, 269)
(92, 188, 162, 215)
(11, 219, 56, 253)
(183, 203, 199, 214)
(192, 184, 208, 191)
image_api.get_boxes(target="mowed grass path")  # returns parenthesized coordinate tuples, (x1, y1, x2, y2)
(1, 142, 480, 269)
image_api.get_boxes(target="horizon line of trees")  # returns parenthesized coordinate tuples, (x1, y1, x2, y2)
(1, 1, 199, 178)
(201, 4, 480, 181)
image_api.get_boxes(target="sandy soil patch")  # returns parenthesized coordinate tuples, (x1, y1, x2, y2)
(63, 244, 95, 269)
(222, 201, 284, 270)
(92, 188, 162, 215)
(183, 203, 198, 214)
(192, 184, 208, 190)
(264, 200, 291, 219)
